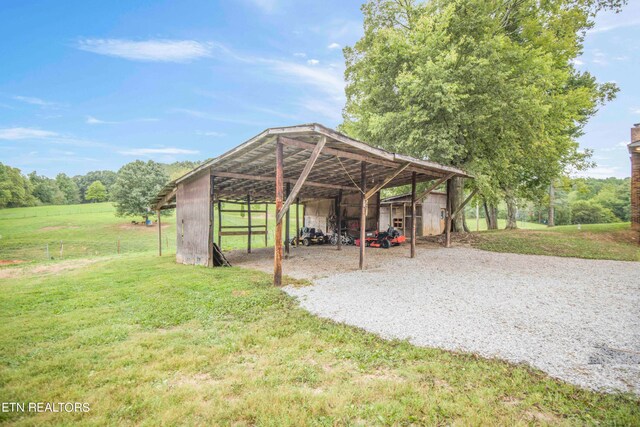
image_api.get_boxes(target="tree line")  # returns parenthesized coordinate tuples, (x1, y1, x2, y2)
(0, 160, 201, 215)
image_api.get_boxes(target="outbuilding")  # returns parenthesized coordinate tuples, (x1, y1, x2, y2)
(152, 123, 471, 285)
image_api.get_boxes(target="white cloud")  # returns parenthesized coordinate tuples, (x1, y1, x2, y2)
(293, 52, 306, 58)
(299, 99, 342, 121)
(173, 108, 269, 126)
(196, 131, 226, 137)
(599, 141, 628, 152)
(570, 58, 584, 66)
(77, 39, 213, 62)
(248, 0, 278, 12)
(307, 59, 320, 65)
(631, 107, 640, 115)
(13, 95, 59, 107)
(575, 165, 622, 179)
(0, 127, 59, 140)
(86, 115, 159, 125)
(587, 18, 640, 34)
(327, 42, 341, 49)
(119, 147, 199, 156)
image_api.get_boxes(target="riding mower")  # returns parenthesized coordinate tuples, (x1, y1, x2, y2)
(355, 227, 406, 249)
(290, 227, 328, 246)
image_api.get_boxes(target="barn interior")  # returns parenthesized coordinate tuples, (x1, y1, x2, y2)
(152, 123, 471, 285)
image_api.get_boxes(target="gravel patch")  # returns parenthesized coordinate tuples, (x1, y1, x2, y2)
(283, 247, 640, 394)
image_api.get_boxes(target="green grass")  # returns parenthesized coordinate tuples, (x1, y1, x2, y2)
(0, 203, 300, 265)
(472, 222, 639, 261)
(466, 218, 549, 231)
(1, 255, 638, 426)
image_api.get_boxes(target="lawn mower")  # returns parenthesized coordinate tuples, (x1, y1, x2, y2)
(355, 227, 406, 249)
(290, 227, 328, 246)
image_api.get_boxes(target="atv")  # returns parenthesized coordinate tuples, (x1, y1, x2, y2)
(290, 227, 328, 246)
(355, 227, 406, 249)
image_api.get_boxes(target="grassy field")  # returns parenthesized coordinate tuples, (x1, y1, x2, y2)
(0, 203, 300, 264)
(473, 222, 639, 261)
(1, 255, 638, 425)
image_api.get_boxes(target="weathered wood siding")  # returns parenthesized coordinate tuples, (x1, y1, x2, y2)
(422, 193, 447, 236)
(176, 173, 210, 266)
(631, 126, 640, 232)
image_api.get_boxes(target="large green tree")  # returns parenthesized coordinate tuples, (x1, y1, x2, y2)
(0, 163, 36, 208)
(342, 0, 622, 231)
(73, 170, 117, 203)
(55, 173, 80, 205)
(85, 180, 108, 203)
(111, 160, 168, 220)
(28, 172, 65, 205)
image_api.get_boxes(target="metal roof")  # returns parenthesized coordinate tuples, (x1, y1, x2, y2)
(152, 123, 470, 208)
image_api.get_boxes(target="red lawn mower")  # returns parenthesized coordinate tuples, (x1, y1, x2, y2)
(355, 227, 406, 249)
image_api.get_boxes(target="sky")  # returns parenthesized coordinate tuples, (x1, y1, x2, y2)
(0, 0, 638, 179)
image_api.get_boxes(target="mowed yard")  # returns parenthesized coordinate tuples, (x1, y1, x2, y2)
(1, 204, 639, 425)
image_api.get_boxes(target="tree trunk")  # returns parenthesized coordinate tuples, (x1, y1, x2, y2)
(483, 201, 498, 230)
(505, 191, 518, 229)
(548, 183, 555, 227)
(447, 176, 468, 232)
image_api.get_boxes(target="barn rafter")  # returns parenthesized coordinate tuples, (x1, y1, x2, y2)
(152, 123, 471, 285)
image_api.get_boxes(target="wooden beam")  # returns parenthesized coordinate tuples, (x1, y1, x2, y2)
(265, 203, 269, 247)
(336, 190, 342, 251)
(295, 198, 299, 247)
(279, 135, 453, 178)
(364, 163, 410, 200)
(247, 194, 252, 254)
(213, 170, 354, 192)
(157, 210, 162, 257)
(416, 173, 455, 202)
(451, 188, 478, 220)
(411, 172, 417, 259)
(274, 140, 284, 286)
(359, 162, 367, 270)
(208, 175, 214, 267)
(445, 184, 452, 248)
(285, 183, 290, 258)
(276, 136, 327, 224)
(155, 187, 177, 210)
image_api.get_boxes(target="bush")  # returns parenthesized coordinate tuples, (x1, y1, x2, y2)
(570, 200, 618, 224)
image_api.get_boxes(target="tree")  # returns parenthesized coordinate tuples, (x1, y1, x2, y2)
(111, 160, 168, 220)
(55, 173, 80, 204)
(85, 180, 108, 203)
(570, 200, 618, 224)
(73, 170, 117, 203)
(342, 0, 621, 232)
(28, 172, 64, 205)
(0, 163, 36, 208)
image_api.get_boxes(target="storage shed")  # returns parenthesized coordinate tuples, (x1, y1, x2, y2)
(152, 123, 471, 285)
(379, 192, 448, 237)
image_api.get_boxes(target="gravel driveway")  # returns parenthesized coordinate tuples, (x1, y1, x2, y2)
(284, 247, 640, 394)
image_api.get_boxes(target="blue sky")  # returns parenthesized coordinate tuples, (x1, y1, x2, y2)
(0, 0, 638, 178)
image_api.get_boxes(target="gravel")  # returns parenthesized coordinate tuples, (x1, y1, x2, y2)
(283, 247, 640, 394)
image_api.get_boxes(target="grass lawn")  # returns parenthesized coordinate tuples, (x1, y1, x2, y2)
(0, 203, 301, 265)
(472, 222, 639, 262)
(1, 255, 638, 426)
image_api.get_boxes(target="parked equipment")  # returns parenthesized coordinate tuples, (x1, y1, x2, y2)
(355, 227, 406, 249)
(291, 227, 328, 246)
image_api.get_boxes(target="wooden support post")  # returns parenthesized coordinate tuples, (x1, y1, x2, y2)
(376, 191, 381, 231)
(285, 183, 291, 258)
(411, 172, 417, 258)
(157, 210, 162, 257)
(389, 203, 393, 229)
(274, 139, 284, 286)
(276, 136, 327, 224)
(247, 194, 252, 254)
(295, 198, 300, 247)
(265, 203, 269, 247)
(337, 190, 342, 251)
(217, 200, 222, 249)
(445, 183, 452, 248)
(359, 162, 367, 270)
(208, 175, 215, 266)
